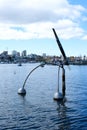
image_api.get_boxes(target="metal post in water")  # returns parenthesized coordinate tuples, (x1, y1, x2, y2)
(62, 67, 66, 97)
(53, 66, 63, 100)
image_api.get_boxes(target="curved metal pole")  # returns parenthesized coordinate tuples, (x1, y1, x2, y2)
(22, 64, 44, 89)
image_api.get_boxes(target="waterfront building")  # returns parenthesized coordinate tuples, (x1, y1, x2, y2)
(21, 50, 27, 57)
(12, 50, 20, 57)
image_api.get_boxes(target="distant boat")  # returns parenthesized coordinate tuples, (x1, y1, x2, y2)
(18, 62, 22, 66)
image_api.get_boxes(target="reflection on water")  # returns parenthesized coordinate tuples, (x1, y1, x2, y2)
(0, 64, 87, 129)
(56, 99, 71, 130)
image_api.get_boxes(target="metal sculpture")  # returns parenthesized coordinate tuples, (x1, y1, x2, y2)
(52, 28, 69, 100)
(18, 62, 45, 95)
(18, 28, 68, 101)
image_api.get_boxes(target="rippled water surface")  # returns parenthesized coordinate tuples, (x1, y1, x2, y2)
(0, 63, 87, 130)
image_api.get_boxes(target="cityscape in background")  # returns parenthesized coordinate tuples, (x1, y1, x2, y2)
(0, 50, 87, 65)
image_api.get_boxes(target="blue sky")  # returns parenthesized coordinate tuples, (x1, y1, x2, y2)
(0, 0, 87, 56)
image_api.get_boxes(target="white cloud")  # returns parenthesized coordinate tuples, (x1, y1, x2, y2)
(82, 35, 87, 40)
(0, 0, 86, 40)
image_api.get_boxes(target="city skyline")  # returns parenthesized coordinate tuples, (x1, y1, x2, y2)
(0, 0, 87, 56)
(1, 49, 87, 58)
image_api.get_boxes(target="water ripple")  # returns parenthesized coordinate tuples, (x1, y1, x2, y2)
(0, 64, 87, 129)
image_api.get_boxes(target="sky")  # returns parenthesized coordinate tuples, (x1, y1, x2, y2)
(0, 0, 87, 56)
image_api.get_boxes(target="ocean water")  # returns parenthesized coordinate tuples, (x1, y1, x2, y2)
(0, 63, 87, 130)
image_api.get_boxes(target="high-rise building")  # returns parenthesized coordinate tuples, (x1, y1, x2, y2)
(42, 53, 46, 58)
(21, 50, 27, 57)
(12, 50, 17, 56)
(12, 50, 20, 57)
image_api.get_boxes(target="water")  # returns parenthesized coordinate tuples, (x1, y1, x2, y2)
(0, 63, 87, 130)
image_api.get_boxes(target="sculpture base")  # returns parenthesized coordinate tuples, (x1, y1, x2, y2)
(53, 92, 63, 101)
(18, 88, 26, 96)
